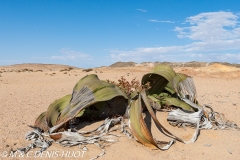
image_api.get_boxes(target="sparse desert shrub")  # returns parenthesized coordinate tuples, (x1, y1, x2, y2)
(35, 70, 43, 72)
(68, 67, 74, 71)
(107, 76, 141, 97)
(22, 68, 28, 72)
(20, 68, 33, 72)
(60, 67, 74, 72)
(83, 68, 93, 72)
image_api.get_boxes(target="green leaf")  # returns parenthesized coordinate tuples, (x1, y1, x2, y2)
(142, 65, 176, 95)
(34, 111, 49, 131)
(45, 94, 72, 127)
(142, 65, 196, 112)
(57, 74, 128, 124)
(35, 74, 128, 133)
(162, 97, 194, 112)
(129, 94, 159, 149)
(129, 91, 177, 149)
(140, 90, 184, 142)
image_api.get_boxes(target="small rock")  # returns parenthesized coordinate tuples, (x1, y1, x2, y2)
(227, 149, 232, 154)
(82, 146, 88, 151)
(204, 144, 212, 147)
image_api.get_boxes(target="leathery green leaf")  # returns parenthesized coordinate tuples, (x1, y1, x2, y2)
(34, 94, 86, 131)
(50, 74, 127, 132)
(58, 74, 127, 121)
(45, 94, 72, 127)
(129, 91, 176, 149)
(162, 97, 194, 112)
(34, 111, 49, 131)
(142, 65, 196, 112)
(142, 65, 176, 95)
(129, 94, 159, 149)
(172, 73, 188, 94)
(164, 73, 188, 96)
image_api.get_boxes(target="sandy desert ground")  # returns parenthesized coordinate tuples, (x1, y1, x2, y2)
(0, 63, 240, 160)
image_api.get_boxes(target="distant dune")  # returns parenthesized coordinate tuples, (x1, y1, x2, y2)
(0, 63, 80, 72)
(110, 61, 240, 68)
(1, 62, 239, 71)
(0, 61, 240, 79)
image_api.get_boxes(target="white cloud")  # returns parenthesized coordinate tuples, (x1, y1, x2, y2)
(149, 19, 175, 23)
(110, 46, 184, 62)
(110, 49, 240, 63)
(184, 53, 240, 62)
(149, 19, 159, 22)
(137, 46, 183, 53)
(136, 9, 147, 12)
(184, 38, 240, 52)
(175, 11, 240, 41)
(110, 11, 240, 63)
(51, 48, 92, 61)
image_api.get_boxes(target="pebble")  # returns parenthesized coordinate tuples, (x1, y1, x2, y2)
(204, 144, 212, 147)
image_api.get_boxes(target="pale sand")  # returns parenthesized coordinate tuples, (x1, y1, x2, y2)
(0, 64, 240, 160)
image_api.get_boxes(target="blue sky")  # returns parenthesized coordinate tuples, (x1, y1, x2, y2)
(1, 0, 240, 68)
